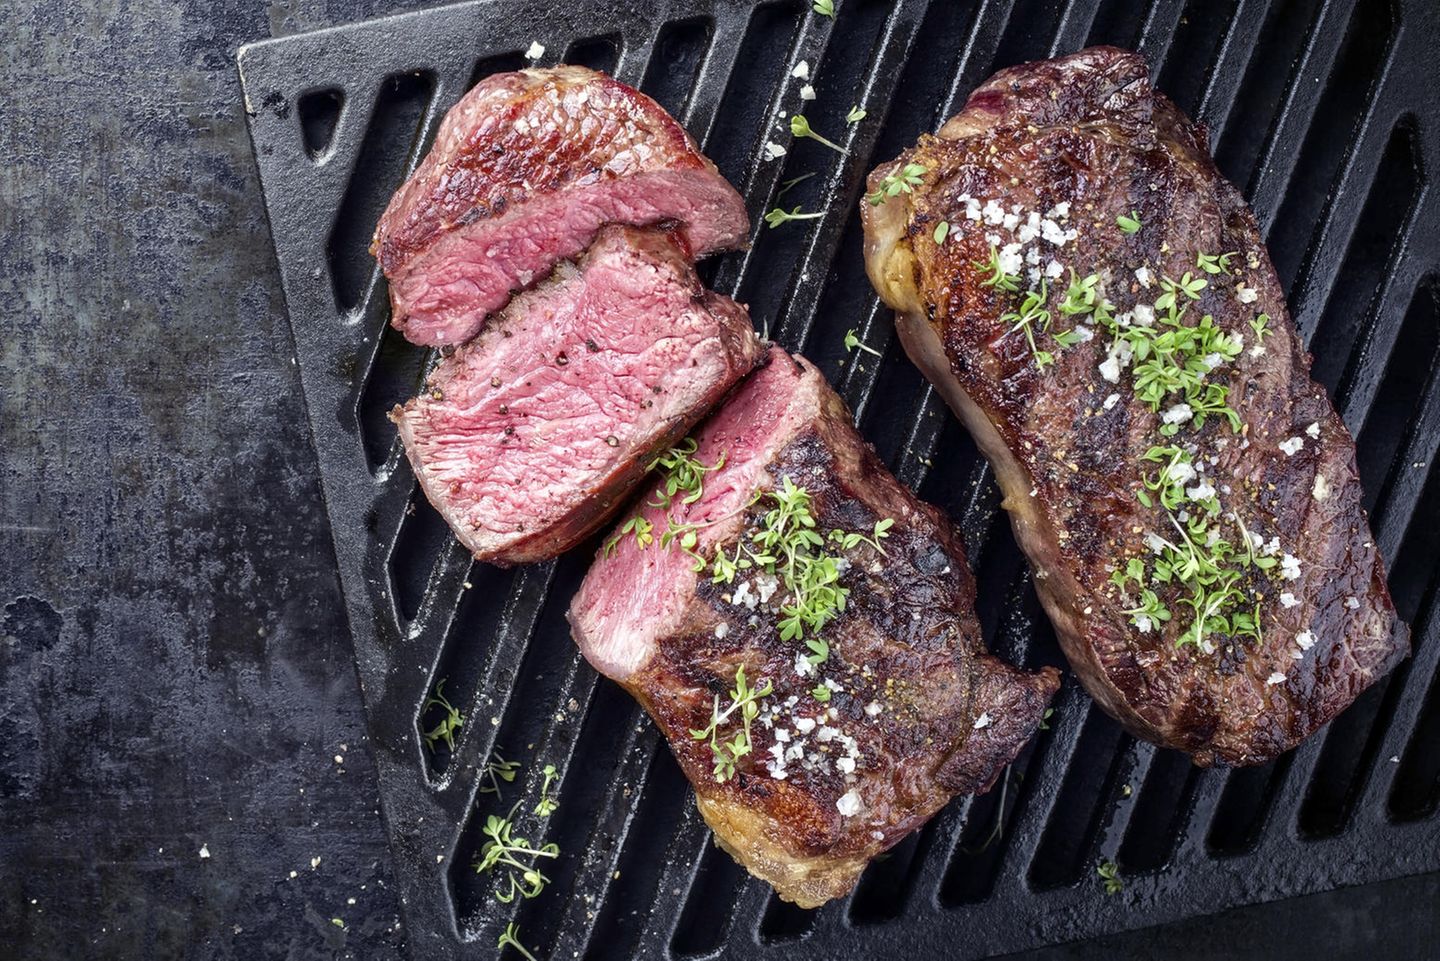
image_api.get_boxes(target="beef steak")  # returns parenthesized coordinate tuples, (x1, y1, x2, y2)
(373, 66, 749, 347)
(862, 46, 1406, 766)
(392, 225, 763, 566)
(569, 348, 1059, 906)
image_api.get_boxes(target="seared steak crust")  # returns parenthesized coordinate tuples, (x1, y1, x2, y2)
(862, 47, 1405, 766)
(570, 351, 1059, 905)
(373, 66, 748, 346)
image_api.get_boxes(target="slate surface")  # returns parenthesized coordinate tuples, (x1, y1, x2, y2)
(0, 2, 1434, 959)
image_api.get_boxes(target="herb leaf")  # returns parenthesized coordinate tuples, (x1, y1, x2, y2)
(421, 679, 464, 752)
(844, 327, 882, 357)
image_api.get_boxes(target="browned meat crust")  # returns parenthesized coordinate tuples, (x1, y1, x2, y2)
(862, 46, 1406, 766)
(571, 351, 1059, 905)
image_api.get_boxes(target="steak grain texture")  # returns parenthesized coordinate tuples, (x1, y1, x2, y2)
(373, 65, 749, 346)
(392, 226, 763, 566)
(862, 46, 1405, 766)
(569, 348, 1059, 906)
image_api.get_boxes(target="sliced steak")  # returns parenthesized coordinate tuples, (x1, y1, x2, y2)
(392, 226, 763, 566)
(373, 65, 749, 347)
(569, 348, 1059, 906)
(861, 46, 1406, 766)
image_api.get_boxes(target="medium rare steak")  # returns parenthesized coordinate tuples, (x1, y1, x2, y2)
(373, 65, 749, 347)
(569, 348, 1059, 906)
(392, 225, 763, 566)
(861, 46, 1406, 766)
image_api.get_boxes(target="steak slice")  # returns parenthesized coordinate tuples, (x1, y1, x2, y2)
(861, 46, 1406, 766)
(392, 226, 763, 567)
(569, 347, 1059, 906)
(373, 65, 749, 347)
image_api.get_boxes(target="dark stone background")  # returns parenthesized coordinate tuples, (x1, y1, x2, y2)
(0, 2, 1434, 959)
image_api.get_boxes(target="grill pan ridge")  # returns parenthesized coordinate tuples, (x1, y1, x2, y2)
(236, 1, 1440, 958)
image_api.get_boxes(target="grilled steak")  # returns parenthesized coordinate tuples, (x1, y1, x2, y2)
(392, 226, 763, 566)
(861, 46, 1406, 766)
(373, 65, 749, 347)
(569, 348, 1059, 906)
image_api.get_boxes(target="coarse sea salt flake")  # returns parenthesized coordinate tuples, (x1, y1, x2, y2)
(1279, 437, 1304, 456)
(1266, 672, 1287, 686)
(1296, 630, 1317, 651)
(836, 790, 863, 817)
(1280, 592, 1300, 608)
(524, 41, 546, 60)
(973, 712, 992, 730)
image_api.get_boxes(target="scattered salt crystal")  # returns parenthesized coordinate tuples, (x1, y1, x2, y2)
(199, 845, 211, 860)
(1279, 437, 1304, 456)
(800, 84, 816, 101)
(763, 140, 787, 161)
(1266, 672, 1287, 686)
(1235, 283, 1258, 304)
(1279, 592, 1300, 609)
(973, 712, 992, 730)
(1161, 402, 1194, 425)
(795, 717, 816, 734)
(836, 790, 863, 817)
(1345, 597, 1360, 610)
(864, 702, 883, 717)
(1135, 266, 1154, 288)
(791, 60, 810, 80)
(1280, 553, 1302, 580)
(1306, 422, 1321, 439)
(1296, 630, 1316, 651)
(1312, 474, 1330, 501)
(524, 41, 546, 60)
(1103, 393, 1121, 410)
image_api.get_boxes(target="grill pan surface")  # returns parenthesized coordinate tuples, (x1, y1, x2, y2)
(237, 1, 1440, 957)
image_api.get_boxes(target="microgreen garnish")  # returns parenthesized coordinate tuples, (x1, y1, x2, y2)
(480, 750, 521, 796)
(1001, 282, 1056, 370)
(603, 515, 654, 557)
(974, 245, 1021, 292)
(844, 327, 882, 357)
(1249, 312, 1272, 343)
(1154, 271, 1207, 313)
(845, 105, 867, 124)
(812, 683, 832, 702)
(867, 162, 927, 205)
(474, 808, 560, 902)
(765, 205, 824, 228)
(775, 171, 816, 200)
(829, 518, 894, 554)
(648, 438, 725, 510)
(497, 923, 540, 961)
(709, 478, 890, 643)
(789, 114, 846, 154)
(804, 637, 830, 666)
(1116, 211, 1141, 234)
(1195, 251, 1237, 275)
(812, 0, 835, 16)
(1038, 707, 1055, 731)
(689, 665, 773, 782)
(1098, 860, 1123, 895)
(533, 764, 559, 817)
(421, 679, 464, 752)
(933, 220, 950, 245)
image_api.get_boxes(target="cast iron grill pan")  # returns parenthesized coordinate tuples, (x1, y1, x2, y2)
(237, 1, 1440, 957)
